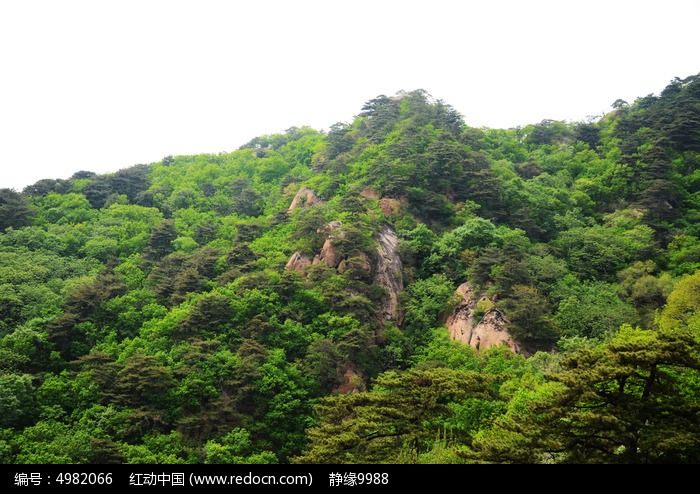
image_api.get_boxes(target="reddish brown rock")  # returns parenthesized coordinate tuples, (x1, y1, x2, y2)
(360, 188, 381, 200)
(379, 198, 402, 218)
(287, 187, 323, 213)
(333, 365, 364, 394)
(446, 282, 520, 354)
(314, 237, 343, 268)
(285, 252, 312, 272)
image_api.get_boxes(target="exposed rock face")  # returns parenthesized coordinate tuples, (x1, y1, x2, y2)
(469, 310, 516, 353)
(318, 220, 343, 236)
(447, 283, 477, 342)
(287, 187, 323, 213)
(357, 188, 404, 218)
(337, 253, 372, 276)
(313, 221, 343, 268)
(333, 364, 364, 394)
(379, 198, 402, 218)
(314, 237, 343, 268)
(285, 221, 404, 325)
(374, 225, 404, 324)
(285, 251, 312, 272)
(360, 188, 381, 200)
(446, 282, 520, 354)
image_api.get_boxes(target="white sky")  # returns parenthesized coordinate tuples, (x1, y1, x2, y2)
(1, 0, 699, 192)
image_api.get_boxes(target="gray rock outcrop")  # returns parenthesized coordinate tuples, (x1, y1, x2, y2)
(374, 225, 403, 324)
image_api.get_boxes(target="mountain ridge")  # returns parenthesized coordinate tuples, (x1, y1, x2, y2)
(1, 73, 699, 464)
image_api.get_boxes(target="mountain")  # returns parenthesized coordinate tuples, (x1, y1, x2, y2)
(1, 74, 699, 464)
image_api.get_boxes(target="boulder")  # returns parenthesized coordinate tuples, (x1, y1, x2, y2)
(446, 282, 520, 354)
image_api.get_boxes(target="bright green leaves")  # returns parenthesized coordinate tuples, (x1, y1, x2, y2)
(34, 192, 96, 225)
(468, 323, 700, 464)
(657, 270, 700, 335)
(2, 76, 700, 466)
(0, 374, 37, 428)
(554, 212, 655, 281)
(553, 279, 638, 340)
(204, 428, 277, 464)
(293, 367, 496, 464)
(401, 274, 457, 353)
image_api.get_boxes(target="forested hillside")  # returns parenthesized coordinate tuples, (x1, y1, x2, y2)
(1, 74, 699, 464)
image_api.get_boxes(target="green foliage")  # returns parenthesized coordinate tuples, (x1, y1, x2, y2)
(204, 428, 277, 464)
(468, 319, 700, 463)
(14, 421, 94, 463)
(144, 220, 177, 262)
(1, 75, 699, 464)
(525, 120, 571, 147)
(109, 351, 176, 411)
(553, 279, 639, 339)
(401, 274, 457, 352)
(292, 367, 496, 464)
(554, 212, 654, 280)
(411, 328, 480, 370)
(0, 189, 36, 232)
(34, 192, 96, 225)
(667, 234, 700, 275)
(121, 431, 192, 464)
(656, 269, 700, 333)
(0, 374, 37, 428)
(498, 285, 558, 351)
(46, 268, 128, 360)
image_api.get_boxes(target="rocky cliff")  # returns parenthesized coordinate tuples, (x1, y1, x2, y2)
(285, 196, 404, 326)
(287, 186, 323, 213)
(286, 221, 404, 324)
(374, 225, 404, 324)
(446, 282, 520, 354)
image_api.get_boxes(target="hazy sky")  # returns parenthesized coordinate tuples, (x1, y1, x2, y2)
(1, 0, 699, 191)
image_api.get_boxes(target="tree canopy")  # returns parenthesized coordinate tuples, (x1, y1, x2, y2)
(1, 77, 699, 464)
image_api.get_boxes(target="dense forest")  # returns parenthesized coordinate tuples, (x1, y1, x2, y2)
(1, 74, 699, 464)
